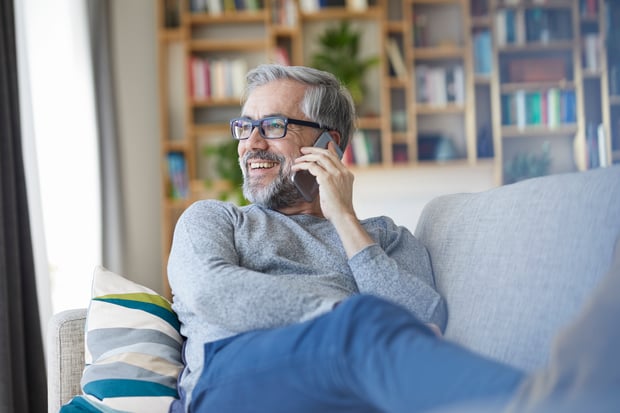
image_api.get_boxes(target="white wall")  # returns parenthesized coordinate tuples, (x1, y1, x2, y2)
(110, 0, 163, 292)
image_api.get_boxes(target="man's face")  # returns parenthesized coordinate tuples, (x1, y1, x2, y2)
(238, 79, 319, 209)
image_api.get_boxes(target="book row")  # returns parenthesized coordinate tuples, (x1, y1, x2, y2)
(167, 152, 189, 200)
(415, 65, 465, 107)
(495, 7, 572, 47)
(189, 0, 261, 14)
(501, 89, 576, 129)
(188, 57, 248, 100)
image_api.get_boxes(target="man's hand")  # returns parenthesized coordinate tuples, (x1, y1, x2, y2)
(292, 142, 375, 258)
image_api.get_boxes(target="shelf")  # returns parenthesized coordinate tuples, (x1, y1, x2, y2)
(192, 123, 231, 136)
(412, 46, 465, 60)
(501, 124, 578, 138)
(187, 10, 268, 24)
(498, 41, 575, 54)
(192, 97, 243, 107)
(495, 0, 573, 10)
(474, 74, 492, 84)
(301, 7, 382, 20)
(159, 28, 184, 42)
(190, 39, 267, 51)
(387, 77, 409, 87)
(385, 21, 405, 32)
(470, 15, 491, 28)
(500, 81, 575, 92)
(163, 140, 190, 151)
(358, 116, 383, 129)
(415, 103, 466, 114)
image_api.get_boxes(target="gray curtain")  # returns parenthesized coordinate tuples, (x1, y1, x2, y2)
(88, 0, 126, 273)
(0, 0, 47, 411)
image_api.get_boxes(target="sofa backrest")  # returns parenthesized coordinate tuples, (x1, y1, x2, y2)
(414, 166, 620, 372)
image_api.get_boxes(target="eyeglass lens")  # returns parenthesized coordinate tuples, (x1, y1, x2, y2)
(232, 117, 288, 140)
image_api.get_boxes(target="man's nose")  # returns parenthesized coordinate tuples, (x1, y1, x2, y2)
(245, 127, 268, 150)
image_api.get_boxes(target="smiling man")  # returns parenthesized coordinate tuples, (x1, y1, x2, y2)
(167, 64, 524, 413)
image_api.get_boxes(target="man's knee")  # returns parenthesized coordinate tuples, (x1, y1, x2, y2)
(330, 294, 431, 345)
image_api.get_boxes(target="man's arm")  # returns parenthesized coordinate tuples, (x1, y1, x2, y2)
(295, 144, 446, 330)
(168, 201, 351, 333)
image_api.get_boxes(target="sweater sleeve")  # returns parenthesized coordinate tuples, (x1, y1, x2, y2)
(348, 218, 447, 330)
(168, 201, 350, 334)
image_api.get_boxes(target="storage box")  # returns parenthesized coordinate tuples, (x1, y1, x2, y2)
(508, 58, 566, 82)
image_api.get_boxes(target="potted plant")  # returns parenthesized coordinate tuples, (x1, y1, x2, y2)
(311, 20, 380, 109)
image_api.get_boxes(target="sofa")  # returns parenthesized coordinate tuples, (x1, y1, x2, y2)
(47, 165, 620, 412)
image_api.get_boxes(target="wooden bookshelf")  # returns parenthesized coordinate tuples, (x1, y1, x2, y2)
(156, 0, 617, 296)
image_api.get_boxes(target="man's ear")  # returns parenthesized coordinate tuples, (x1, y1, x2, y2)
(328, 130, 342, 148)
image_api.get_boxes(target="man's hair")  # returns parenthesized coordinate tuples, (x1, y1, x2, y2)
(242, 64, 357, 152)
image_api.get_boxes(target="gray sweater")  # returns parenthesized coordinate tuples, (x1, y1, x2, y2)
(168, 200, 446, 404)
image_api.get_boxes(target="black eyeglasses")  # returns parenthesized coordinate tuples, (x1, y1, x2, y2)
(230, 116, 322, 140)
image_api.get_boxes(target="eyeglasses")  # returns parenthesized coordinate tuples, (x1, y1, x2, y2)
(230, 116, 322, 140)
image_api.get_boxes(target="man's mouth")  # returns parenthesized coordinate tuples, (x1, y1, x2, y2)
(249, 161, 278, 170)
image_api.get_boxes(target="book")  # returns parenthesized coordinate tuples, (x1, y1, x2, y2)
(272, 46, 291, 66)
(167, 152, 189, 199)
(351, 130, 369, 166)
(582, 34, 599, 72)
(514, 90, 527, 129)
(473, 30, 492, 75)
(386, 38, 407, 79)
(598, 123, 608, 167)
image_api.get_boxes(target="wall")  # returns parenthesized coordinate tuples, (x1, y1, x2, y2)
(110, 0, 163, 292)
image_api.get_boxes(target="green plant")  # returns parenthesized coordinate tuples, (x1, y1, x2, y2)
(203, 140, 248, 206)
(503, 141, 552, 184)
(311, 20, 380, 107)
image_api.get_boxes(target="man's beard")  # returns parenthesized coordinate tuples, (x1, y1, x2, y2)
(240, 150, 302, 209)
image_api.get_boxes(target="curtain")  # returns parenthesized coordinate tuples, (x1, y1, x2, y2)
(0, 0, 47, 411)
(88, 0, 126, 273)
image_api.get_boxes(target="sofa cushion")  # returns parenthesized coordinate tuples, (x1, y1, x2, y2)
(60, 266, 183, 412)
(414, 166, 620, 372)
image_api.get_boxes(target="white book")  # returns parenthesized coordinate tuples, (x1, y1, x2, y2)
(351, 131, 369, 166)
(583, 34, 599, 72)
(300, 0, 319, 13)
(349, 0, 367, 12)
(231, 59, 247, 98)
(386, 38, 407, 78)
(598, 123, 608, 167)
(495, 10, 506, 47)
(547, 88, 560, 129)
(453, 65, 465, 104)
(515, 9, 526, 45)
(515, 90, 526, 130)
(432, 67, 447, 107)
(207, 0, 222, 15)
(192, 58, 205, 98)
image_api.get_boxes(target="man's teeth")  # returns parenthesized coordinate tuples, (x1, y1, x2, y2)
(250, 162, 276, 169)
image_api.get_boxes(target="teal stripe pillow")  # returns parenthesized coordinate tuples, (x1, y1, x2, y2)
(60, 266, 184, 413)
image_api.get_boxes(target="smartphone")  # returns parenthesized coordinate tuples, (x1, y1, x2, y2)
(292, 131, 344, 202)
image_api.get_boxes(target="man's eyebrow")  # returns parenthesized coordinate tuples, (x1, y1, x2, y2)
(239, 113, 285, 119)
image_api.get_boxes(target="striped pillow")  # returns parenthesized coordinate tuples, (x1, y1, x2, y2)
(61, 266, 183, 412)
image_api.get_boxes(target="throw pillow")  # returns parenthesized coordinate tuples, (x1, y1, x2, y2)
(60, 266, 184, 413)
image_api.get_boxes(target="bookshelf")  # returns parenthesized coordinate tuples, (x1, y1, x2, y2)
(156, 0, 617, 296)
(489, 0, 617, 184)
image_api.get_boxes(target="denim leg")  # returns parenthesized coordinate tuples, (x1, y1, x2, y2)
(190, 295, 525, 413)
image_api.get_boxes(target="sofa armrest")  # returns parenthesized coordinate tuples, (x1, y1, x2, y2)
(47, 308, 87, 413)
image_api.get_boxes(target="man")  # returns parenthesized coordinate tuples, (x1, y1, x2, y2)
(167, 64, 524, 413)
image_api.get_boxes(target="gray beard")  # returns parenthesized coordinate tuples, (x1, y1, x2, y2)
(240, 151, 303, 209)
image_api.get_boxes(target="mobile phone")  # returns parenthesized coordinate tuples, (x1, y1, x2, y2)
(292, 131, 343, 202)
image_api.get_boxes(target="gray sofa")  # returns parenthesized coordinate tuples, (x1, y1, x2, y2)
(47, 165, 620, 412)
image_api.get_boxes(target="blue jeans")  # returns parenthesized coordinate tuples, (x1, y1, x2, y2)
(189, 295, 524, 413)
